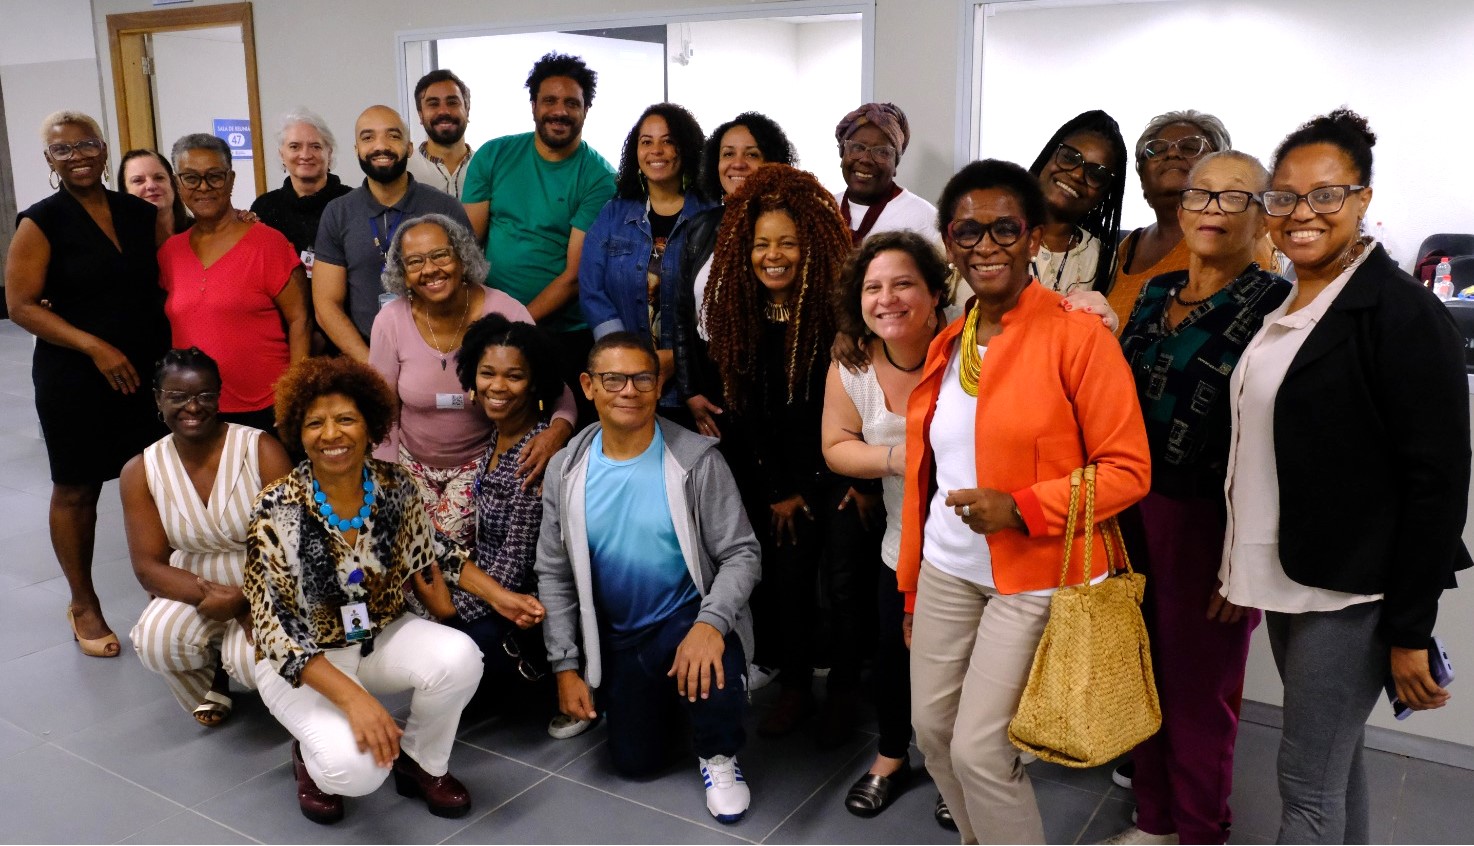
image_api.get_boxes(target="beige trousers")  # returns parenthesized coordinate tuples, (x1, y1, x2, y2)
(132, 597, 256, 712)
(910, 560, 1051, 844)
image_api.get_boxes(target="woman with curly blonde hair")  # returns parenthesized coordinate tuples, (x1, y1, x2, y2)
(699, 163, 854, 736)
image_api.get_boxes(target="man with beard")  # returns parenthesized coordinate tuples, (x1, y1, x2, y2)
(463, 52, 615, 426)
(407, 70, 475, 199)
(312, 105, 472, 359)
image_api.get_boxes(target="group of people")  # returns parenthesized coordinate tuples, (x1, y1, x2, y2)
(4, 45, 1467, 846)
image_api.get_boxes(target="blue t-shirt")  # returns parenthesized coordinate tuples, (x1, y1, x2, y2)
(585, 427, 699, 636)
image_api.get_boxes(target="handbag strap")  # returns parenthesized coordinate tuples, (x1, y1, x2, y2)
(1059, 465, 1133, 589)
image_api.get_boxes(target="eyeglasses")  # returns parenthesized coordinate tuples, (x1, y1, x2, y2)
(501, 635, 545, 682)
(590, 371, 659, 393)
(1143, 135, 1211, 160)
(178, 170, 230, 190)
(839, 139, 898, 164)
(947, 216, 1026, 249)
(1179, 189, 1258, 214)
(46, 139, 105, 160)
(401, 247, 457, 273)
(1053, 143, 1114, 189)
(1260, 185, 1365, 217)
(156, 390, 221, 408)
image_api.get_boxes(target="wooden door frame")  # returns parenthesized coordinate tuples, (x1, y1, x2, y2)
(106, 2, 266, 194)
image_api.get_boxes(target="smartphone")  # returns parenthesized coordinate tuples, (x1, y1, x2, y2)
(1385, 635, 1455, 720)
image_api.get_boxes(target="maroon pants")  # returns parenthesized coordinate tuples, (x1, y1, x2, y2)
(1131, 491, 1259, 844)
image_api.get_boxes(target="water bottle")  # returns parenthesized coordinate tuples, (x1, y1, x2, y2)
(1434, 256, 1454, 301)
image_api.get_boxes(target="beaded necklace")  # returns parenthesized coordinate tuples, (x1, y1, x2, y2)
(312, 466, 377, 531)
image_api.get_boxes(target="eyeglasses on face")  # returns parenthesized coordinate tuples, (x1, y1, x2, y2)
(156, 390, 221, 408)
(178, 170, 230, 190)
(1143, 135, 1211, 160)
(590, 371, 659, 393)
(1178, 188, 1258, 214)
(401, 247, 457, 273)
(47, 138, 105, 160)
(947, 216, 1026, 249)
(1260, 185, 1365, 217)
(839, 139, 898, 164)
(1053, 143, 1114, 189)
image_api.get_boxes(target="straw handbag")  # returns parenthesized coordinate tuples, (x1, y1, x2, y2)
(1007, 465, 1161, 768)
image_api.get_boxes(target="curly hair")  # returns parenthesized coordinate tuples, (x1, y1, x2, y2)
(698, 112, 797, 202)
(526, 52, 597, 107)
(152, 346, 221, 389)
(273, 357, 397, 460)
(380, 214, 489, 297)
(1272, 107, 1377, 185)
(1028, 110, 1127, 290)
(118, 149, 191, 234)
(170, 132, 232, 171)
(834, 231, 952, 341)
(616, 103, 705, 200)
(455, 312, 564, 417)
(703, 164, 849, 412)
(937, 159, 1049, 235)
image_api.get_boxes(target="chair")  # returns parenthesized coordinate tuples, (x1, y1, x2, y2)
(1417, 233, 1474, 262)
(1450, 256, 1474, 290)
(1440, 299, 1474, 373)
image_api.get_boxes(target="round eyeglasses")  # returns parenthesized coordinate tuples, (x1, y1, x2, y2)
(1053, 144, 1114, 189)
(1143, 135, 1211, 160)
(947, 217, 1026, 249)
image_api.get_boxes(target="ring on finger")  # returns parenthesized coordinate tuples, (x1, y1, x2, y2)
(962, 504, 972, 517)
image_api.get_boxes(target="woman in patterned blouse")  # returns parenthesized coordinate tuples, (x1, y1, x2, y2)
(244, 356, 519, 826)
(1111, 151, 1290, 846)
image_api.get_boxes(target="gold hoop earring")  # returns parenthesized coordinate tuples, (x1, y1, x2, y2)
(49, 170, 60, 189)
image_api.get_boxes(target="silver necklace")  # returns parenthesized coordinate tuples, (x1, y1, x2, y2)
(415, 286, 472, 370)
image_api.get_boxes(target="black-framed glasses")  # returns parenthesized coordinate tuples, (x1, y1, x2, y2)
(178, 170, 230, 190)
(1260, 185, 1365, 217)
(947, 216, 1026, 249)
(1143, 135, 1211, 160)
(156, 389, 221, 408)
(839, 139, 898, 164)
(1179, 189, 1258, 214)
(401, 247, 457, 273)
(591, 371, 659, 393)
(47, 139, 104, 160)
(501, 635, 545, 682)
(1053, 143, 1114, 189)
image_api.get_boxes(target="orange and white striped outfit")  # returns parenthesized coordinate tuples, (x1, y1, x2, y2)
(130, 423, 262, 711)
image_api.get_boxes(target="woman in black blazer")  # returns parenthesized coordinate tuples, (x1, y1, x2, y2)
(1213, 109, 1469, 844)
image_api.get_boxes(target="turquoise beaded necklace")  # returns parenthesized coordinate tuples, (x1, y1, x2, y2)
(312, 467, 377, 531)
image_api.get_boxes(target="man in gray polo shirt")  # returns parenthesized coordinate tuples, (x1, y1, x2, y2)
(312, 104, 471, 360)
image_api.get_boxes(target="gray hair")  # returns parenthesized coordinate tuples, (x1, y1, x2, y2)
(39, 110, 104, 143)
(1134, 109, 1231, 169)
(1188, 150, 1271, 195)
(380, 213, 489, 297)
(171, 133, 232, 170)
(275, 107, 336, 167)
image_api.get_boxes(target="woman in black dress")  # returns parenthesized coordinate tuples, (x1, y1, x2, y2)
(3, 110, 169, 657)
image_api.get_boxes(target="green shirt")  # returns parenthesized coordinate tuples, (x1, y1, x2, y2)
(463, 132, 616, 332)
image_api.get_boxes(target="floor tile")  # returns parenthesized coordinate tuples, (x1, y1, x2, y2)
(0, 640, 174, 738)
(0, 743, 184, 844)
(1035, 778, 1109, 844)
(117, 810, 256, 844)
(0, 583, 80, 662)
(444, 774, 746, 844)
(458, 710, 609, 773)
(764, 749, 957, 845)
(1391, 755, 1474, 843)
(1075, 794, 1137, 843)
(0, 716, 42, 760)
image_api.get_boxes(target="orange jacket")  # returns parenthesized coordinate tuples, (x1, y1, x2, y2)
(897, 282, 1151, 612)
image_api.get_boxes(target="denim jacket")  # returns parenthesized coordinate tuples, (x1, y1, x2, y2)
(579, 195, 717, 403)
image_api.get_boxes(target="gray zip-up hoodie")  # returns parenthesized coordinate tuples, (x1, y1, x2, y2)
(535, 418, 760, 689)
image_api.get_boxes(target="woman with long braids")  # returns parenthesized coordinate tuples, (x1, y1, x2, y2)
(1026, 110, 1128, 294)
(700, 163, 853, 737)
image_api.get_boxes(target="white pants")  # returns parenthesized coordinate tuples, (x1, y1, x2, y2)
(132, 597, 255, 712)
(254, 615, 483, 797)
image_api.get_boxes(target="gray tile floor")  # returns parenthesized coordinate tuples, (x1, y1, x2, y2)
(0, 317, 1470, 843)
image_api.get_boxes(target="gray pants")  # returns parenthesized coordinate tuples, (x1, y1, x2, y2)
(1266, 602, 1386, 845)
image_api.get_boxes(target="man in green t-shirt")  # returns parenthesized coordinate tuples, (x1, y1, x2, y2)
(463, 52, 616, 426)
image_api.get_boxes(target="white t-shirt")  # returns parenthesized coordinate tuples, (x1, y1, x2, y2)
(833, 186, 943, 250)
(923, 342, 993, 586)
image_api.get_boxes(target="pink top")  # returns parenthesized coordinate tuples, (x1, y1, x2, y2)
(158, 223, 300, 412)
(369, 287, 576, 468)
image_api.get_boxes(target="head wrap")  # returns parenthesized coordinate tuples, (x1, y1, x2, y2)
(835, 102, 910, 155)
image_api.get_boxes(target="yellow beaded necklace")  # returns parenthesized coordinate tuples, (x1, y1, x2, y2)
(958, 305, 983, 397)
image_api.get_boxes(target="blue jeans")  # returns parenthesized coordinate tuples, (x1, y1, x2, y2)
(601, 601, 747, 776)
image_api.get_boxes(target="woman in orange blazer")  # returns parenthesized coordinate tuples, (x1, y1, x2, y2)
(899, 159, 1149, 844)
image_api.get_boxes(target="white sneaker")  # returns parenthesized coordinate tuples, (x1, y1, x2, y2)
(747, 664, 779, 691)
(699, 755, 750, 824)
(1098, 825, 1178, 845)
(547, 713, 597, 739)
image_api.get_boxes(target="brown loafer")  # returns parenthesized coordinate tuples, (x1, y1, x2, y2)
(393, 754, 472, 818)
(292, 741, 344, 825)
(844, 763, 912, 817)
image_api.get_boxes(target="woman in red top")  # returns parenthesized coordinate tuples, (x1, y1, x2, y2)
(158, 134, 310, 432)
(899, 159, 1149, 843)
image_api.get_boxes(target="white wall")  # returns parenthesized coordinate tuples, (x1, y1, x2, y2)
(977, 0, 1474, 268)
(794, 19, 864, 194)
(151, 26, 255, 210)
(1, 0, 104, 211)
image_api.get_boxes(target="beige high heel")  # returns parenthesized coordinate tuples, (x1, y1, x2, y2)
(66, 607, 120, 658)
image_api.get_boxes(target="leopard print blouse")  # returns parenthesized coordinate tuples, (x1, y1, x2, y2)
(244, 458, 466, 686)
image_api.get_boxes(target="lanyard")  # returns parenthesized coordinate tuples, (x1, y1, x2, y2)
(369, 208, 404, 269)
